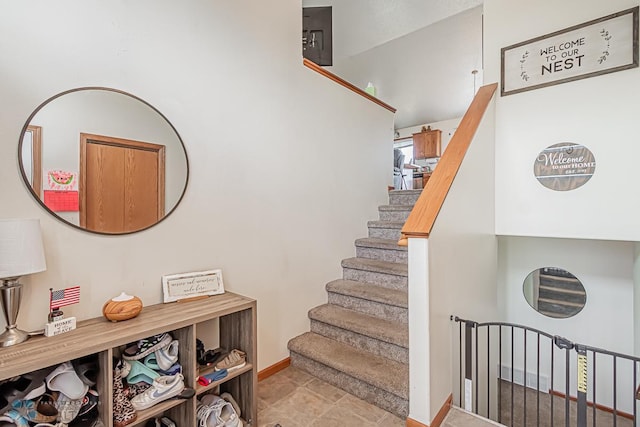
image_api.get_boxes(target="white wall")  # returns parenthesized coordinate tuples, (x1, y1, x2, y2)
(497, 236, 635, 410)
(331, 6, 483, 129)
(634, 243, 640, 355)
(497, 237, 633, 353)
(485, 0, 640, 241)
(408, 90, 498, 423)
(0, 0, 394, 370)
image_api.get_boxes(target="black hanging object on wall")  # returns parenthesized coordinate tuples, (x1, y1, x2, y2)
(303, 7, 333, 66)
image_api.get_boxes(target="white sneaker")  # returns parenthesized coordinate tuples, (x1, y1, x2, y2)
(220, 392, 241, 418)
(155, 340, 179, 371)
(130, 374, 185, 411)
(196, 394, 242, 427)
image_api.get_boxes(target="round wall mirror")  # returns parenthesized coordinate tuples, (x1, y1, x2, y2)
(523, 267, 586, 319)
(18, 87, 189, 235)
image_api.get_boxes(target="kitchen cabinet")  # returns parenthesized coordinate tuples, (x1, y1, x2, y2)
(412, 172, 432, 190)
(412, 126, 441, 160)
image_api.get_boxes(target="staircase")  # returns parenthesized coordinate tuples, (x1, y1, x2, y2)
(287, 189, 421, 418)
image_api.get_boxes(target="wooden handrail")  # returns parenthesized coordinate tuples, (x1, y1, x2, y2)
(398, 83, 498, 245)
(303, 58, 397, 113)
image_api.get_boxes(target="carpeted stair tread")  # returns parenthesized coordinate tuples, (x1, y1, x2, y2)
(309, 304, 408, 347)
(342, 257, 408, 277)
(379, 204, 414, 212)
(326, 279, 407, 308)
(388, 189, 422, 206)
(288, 332, 408, 400)
(355, 237, 407, 252)
(367, 220, 404, 229)
(389, 189, 421, 196)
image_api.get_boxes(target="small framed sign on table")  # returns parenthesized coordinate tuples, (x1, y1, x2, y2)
(162, 269, 225, 303)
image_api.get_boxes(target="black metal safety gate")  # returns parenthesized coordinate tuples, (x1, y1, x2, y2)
(452, 316, 640, 427)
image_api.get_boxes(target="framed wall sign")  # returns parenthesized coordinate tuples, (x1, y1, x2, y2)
(533, 142, 596, 191)
(502, 7, 638, 96)
(162, 269, 225, 303)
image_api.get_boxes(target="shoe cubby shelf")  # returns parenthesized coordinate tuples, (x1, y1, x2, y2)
(0, 291, 257, 427)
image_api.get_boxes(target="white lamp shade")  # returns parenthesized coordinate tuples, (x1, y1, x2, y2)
(0, 219, 47, 279)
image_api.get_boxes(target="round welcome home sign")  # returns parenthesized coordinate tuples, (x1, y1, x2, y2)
(533, 142, 596, 191)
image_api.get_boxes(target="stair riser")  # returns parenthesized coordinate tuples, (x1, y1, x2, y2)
(343, 268, 407, 290)
(368, 226, 402, 241)
(290, 353, 408, 418)
(327, 292, 408, 324)
(389, 192, 421, 206)
(355, 246, 408, 263)
(310, 320, 408, 364)
(379, 209, 412, 222)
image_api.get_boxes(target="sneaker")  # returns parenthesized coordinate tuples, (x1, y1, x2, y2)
(220, 392, 241, 418)
(130, 374, 185, 411)
(123, 333, 173, 361)
(144, 417, 176, 427)
(198, 348, 225, 367)
(56, 393, 82, 424)
(124, 382, 151, 399)
(159, 416, 176, 427)
(113, 363, 137, 427)
(196, 394, 242, 427)
(154, 340, 179, 371)
(214, 350, 246, 373)
(74, 389, 99, 422)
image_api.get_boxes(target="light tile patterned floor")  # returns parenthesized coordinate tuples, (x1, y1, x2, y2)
(443, 407, 504, 427)
(257, 366, 406, 427)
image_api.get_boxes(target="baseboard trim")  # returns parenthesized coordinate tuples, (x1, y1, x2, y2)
(550, 389, 633, 420)
(406, 417, 427, 427)
(257, 357, 291, 382)
(406, 394, 452, 427)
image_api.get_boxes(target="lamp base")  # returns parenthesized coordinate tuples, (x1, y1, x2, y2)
(0, 327, 29, 347)
(0, 279, 28, 347)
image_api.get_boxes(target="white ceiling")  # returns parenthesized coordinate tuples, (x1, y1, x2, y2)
(302, 0, 483, 60)
(302, 0, 484, 128)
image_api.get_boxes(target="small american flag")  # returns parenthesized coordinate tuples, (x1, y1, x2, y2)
(50, 286, 80, 309)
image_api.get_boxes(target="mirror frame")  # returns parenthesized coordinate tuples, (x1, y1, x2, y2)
(17, 87, 189, 235)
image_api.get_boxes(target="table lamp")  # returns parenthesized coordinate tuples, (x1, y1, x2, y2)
(0, 218, 46, 347)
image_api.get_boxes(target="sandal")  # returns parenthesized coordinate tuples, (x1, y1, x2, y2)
(11, 392, 58, 423)
(125, 360, 159, 385)
(0, 368, 53, 413)
(46, 362, 88, 400)
(73, 358, 99, 387)
(0, 409, 29, 427)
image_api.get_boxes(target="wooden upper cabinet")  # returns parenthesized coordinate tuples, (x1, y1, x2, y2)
(413, 126, 442, 160)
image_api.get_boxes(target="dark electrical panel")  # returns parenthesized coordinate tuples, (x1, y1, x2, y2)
(303, 7, 332, 66)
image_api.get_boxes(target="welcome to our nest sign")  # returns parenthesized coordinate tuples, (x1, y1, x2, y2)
(501, 7, 638, 96)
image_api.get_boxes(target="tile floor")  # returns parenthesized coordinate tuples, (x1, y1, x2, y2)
(256, 366, 406, 427)
(443, 408, 503, 427)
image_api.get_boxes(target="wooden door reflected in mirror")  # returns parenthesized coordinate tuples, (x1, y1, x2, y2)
(21, 126, 42, 197)
(80, 133, 165, 234)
